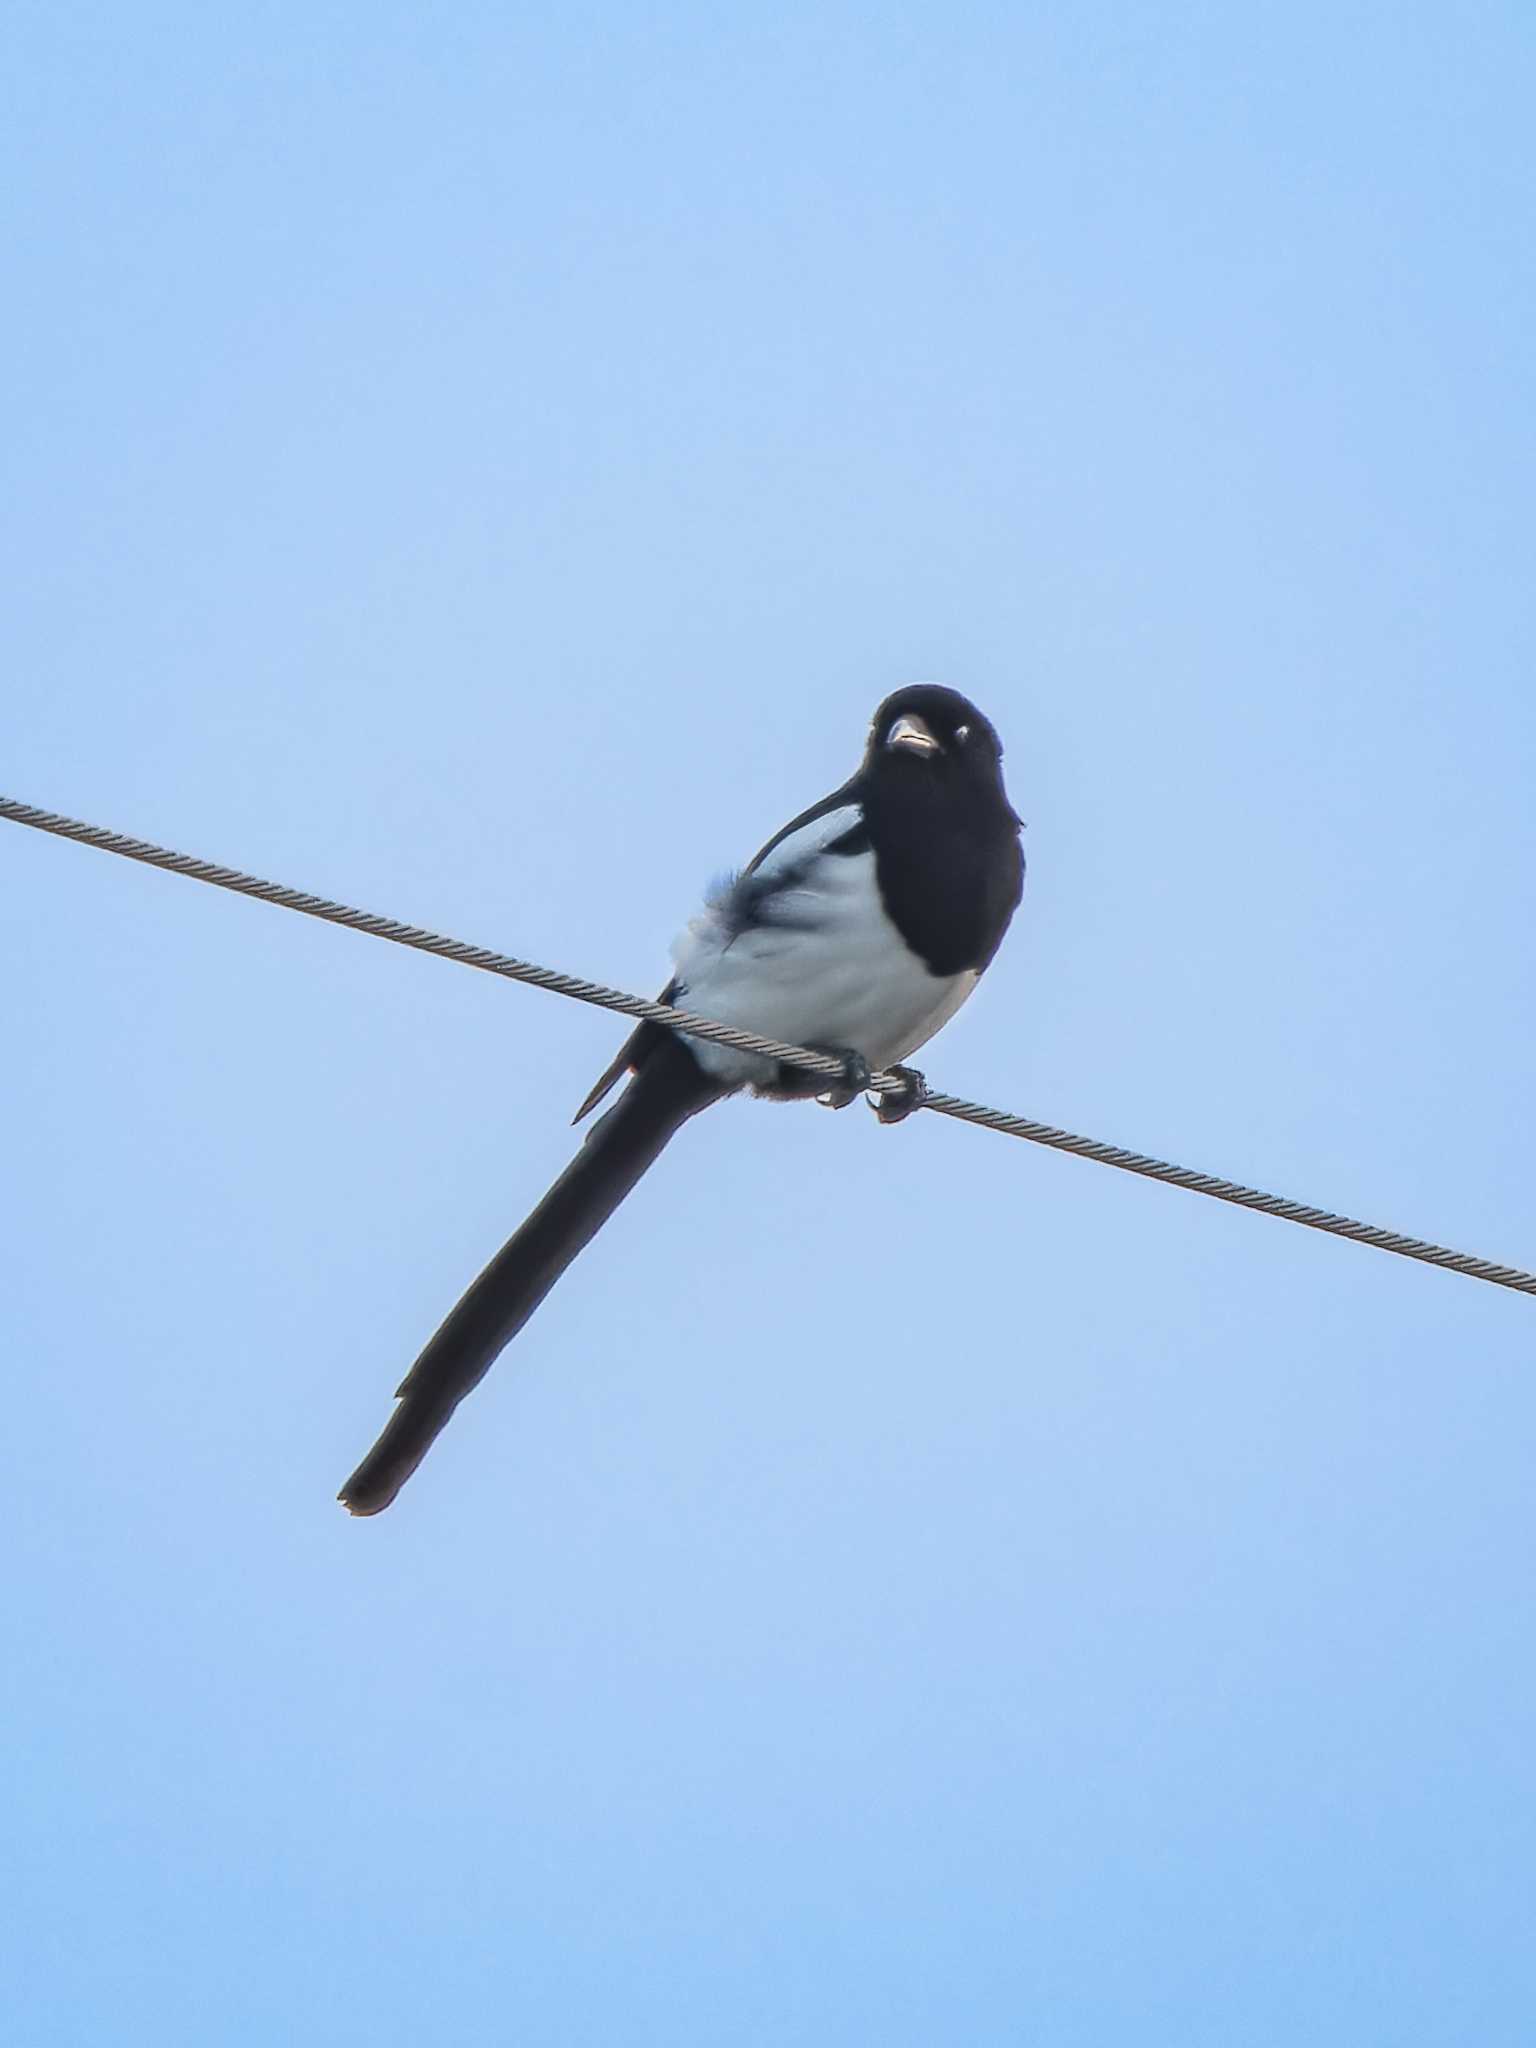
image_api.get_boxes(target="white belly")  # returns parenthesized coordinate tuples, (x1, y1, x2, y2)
(670, 848, 978, 1089)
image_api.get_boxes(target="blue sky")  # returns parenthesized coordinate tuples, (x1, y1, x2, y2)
(4, 5, 1534, 2041)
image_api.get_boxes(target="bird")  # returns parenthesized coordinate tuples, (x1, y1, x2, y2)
(338, 683, 1025, 1515)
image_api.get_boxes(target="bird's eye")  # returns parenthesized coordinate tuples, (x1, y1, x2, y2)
(954, 724, 970, 744)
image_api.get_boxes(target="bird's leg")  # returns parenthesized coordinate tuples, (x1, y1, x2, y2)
(758, 1045, 871, 1107)
(872, 1065, 928, 1124)
(809, 1046, 872, 1110)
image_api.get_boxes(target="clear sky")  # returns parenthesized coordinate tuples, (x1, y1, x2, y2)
(4, 5, 1534, 2042)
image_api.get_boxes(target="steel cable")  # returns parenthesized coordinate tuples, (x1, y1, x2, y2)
(4, 791, 1531, 1299)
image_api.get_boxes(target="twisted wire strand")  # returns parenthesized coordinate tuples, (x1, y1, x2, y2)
(4, 791, 1532, 1299)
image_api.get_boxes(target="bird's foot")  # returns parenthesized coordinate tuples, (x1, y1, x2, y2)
(873, 1065, 928, 1124)
(810, 1046, 872, 1110)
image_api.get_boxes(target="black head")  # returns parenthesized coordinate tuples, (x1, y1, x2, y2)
(863, 683, 1009, 792)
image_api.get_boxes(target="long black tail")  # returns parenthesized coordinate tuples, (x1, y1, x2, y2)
(339, 1037, 723, 1516)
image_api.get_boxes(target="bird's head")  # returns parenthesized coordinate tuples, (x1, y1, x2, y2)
(865, 683, 1007, 790)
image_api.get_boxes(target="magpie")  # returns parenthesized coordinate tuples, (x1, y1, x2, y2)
(339, 684, 1024, 1515)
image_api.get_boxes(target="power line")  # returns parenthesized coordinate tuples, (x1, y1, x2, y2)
(4, 790, 1533, 1300)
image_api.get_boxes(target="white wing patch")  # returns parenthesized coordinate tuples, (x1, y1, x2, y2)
(669, 803, 864, 986)
(747, 804, 864, 886)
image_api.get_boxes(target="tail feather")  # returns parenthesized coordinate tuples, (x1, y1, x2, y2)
(339, 1037, 722, 1516)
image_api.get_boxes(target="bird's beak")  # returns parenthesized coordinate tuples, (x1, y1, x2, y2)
(886, 714, 940, 757)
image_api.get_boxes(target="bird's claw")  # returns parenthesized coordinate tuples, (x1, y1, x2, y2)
(873, 1065, 928, 1124)
(814, 1047, 873, 1110)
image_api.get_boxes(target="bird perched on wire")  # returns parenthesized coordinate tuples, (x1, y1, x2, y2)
(339, 683, 1025, 1515)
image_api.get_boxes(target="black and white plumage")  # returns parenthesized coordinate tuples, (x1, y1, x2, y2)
(339, 684, 1024, 1516)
